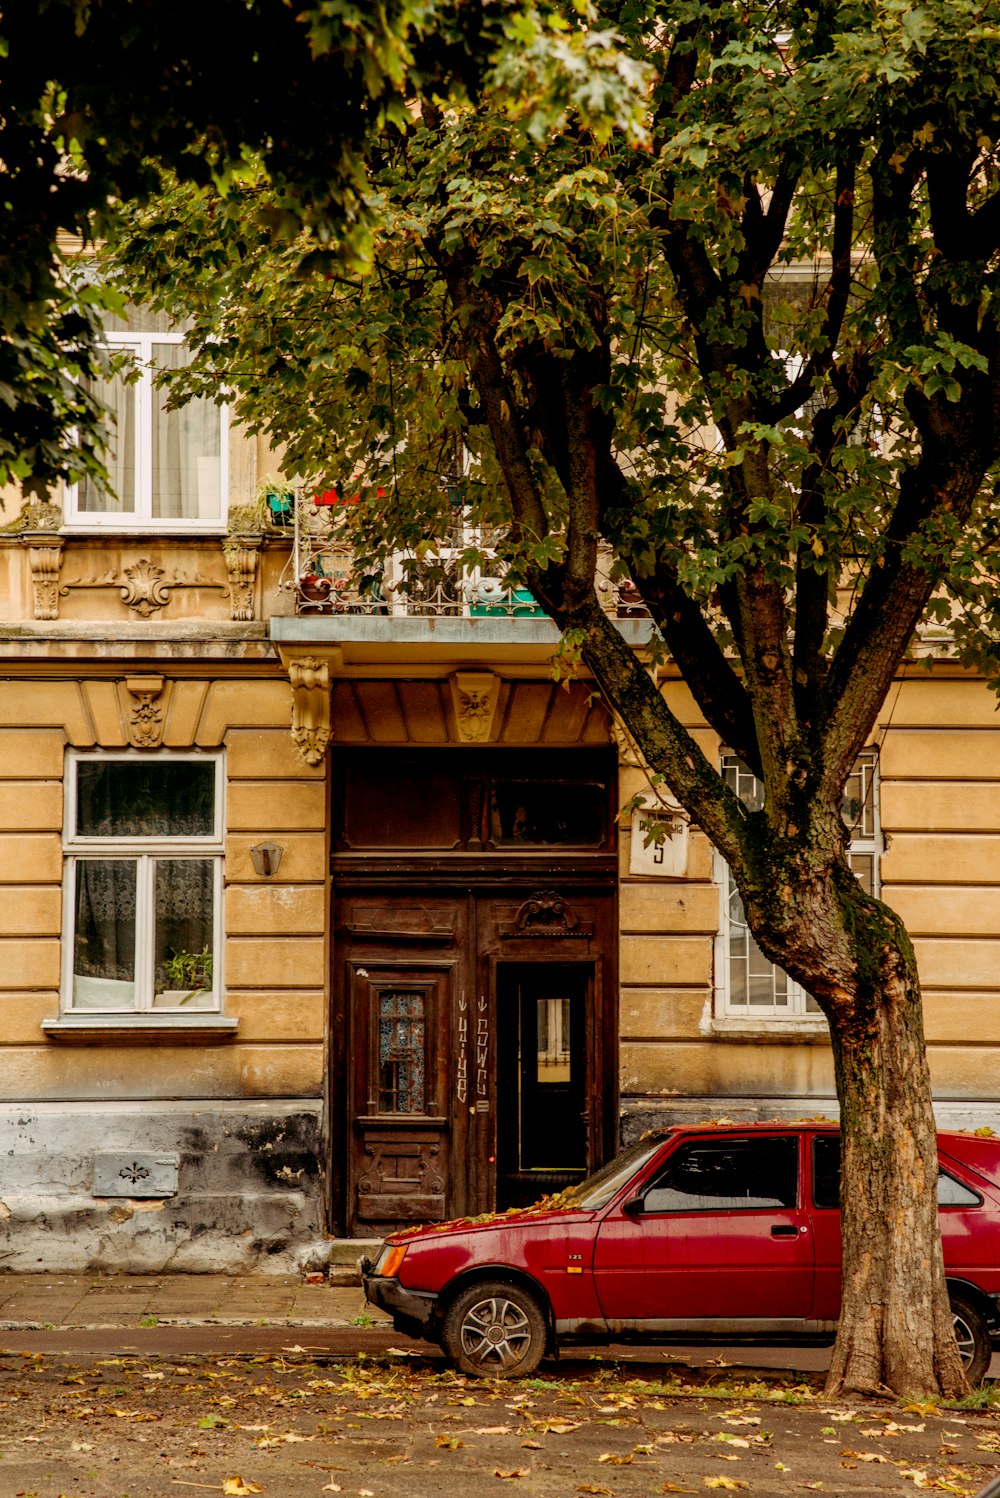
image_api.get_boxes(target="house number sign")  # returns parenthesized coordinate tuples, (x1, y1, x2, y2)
(629, 805, 690, 879)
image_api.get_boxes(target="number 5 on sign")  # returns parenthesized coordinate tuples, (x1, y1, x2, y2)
(629, 806, 689, 878)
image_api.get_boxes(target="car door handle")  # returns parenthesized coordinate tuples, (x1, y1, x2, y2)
(770, 1224, 799, 1238)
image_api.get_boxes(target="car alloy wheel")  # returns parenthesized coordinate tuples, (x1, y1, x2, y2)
(950, 1295, 991, 1386)
(442, 1279, 547, 1378)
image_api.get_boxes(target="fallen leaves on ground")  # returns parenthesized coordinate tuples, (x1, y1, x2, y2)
(704, 1476, 748, 1488)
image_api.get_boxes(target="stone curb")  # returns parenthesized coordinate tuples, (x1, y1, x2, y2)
(0, 1317, 388, 1332)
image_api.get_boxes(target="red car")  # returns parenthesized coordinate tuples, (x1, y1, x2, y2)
(362, 1122, 1000, 1379)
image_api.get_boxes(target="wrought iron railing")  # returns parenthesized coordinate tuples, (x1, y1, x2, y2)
(278, 487, 649, 620)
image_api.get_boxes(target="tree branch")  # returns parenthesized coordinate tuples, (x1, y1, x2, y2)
(443, 262, 548, 544)
(545, 590, 752, 872)
(767, 153, 858, 424)
(821, 395, 998, 790)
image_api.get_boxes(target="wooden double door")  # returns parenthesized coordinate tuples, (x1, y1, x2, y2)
(333, 885, 618, 1235)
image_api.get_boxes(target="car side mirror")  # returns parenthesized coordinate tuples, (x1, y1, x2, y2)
(622, 1195, 645, 1218)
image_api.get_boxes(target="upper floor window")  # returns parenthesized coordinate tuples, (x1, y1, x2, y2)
(65, 310, 226, 529)
(716, 751, 880, 1020)
(62, 752, 224, 1013)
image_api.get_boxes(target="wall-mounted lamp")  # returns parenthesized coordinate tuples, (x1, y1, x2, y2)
(250, 841, 285, 877)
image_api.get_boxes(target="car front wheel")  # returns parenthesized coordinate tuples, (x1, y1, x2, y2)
(951, 1295, 992, 1386)
(441, 1280, 547, 1378)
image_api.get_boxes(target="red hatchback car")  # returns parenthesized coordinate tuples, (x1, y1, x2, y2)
(362, 1122, 1000, 1380)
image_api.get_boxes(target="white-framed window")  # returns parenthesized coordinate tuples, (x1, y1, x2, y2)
(715, 751, 880, 1020)
(65, 310, 227, 529)
(62, 752, 225, 1014)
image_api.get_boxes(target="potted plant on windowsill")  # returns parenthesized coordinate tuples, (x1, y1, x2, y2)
(258, 475, 295, 527)
(158, 948, 214, 1005)
(224, 477, 295, 549)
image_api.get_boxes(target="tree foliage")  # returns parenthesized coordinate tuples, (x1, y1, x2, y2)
(0, 0, 645, 496)
(106, 0, 1000, 1397)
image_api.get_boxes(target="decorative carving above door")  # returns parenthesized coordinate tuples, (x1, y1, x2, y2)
(502, 890, 594, 940)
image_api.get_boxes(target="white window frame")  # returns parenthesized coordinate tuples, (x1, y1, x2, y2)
(60, 750, 226, 1016)
(64, 330, 228, 532)
(714, 750, 881, 1024)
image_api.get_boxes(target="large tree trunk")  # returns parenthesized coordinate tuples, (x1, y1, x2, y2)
(560, 599, 968, 1396)
(768, 867, 969, 1398)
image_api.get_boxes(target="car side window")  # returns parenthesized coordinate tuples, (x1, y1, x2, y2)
(642, 1136, 799, 1213)
(937, 1171, 982, 1206)
(811, 1136, 841, 1210)
(811, 1136, 982, 1209)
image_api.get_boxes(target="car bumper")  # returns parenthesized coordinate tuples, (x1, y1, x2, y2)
(362, 1271, 438, 1335)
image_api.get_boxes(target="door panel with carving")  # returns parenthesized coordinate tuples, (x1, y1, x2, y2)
(349, 964, 454, 1231)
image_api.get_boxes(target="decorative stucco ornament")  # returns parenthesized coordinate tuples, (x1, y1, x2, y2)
(450, 670, 499, 742)
(289, 655, 331, 764)
(124, 675, 166, 749)
(118, 558, 171, 617)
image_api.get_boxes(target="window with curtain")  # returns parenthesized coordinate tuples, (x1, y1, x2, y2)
(64, 754, 223, 1013)
(69, 311, 225, 526)
(717, 751, 880, 1020)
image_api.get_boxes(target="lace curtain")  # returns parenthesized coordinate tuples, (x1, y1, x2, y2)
(76, 340, 220, 519)
(76, 760, 214, 838)
(151, 343, 220, 520)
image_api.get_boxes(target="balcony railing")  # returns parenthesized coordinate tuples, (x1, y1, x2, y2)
(279, 487, 649, 620)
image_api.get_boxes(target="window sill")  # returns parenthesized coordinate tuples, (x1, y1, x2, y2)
(42, 1014, 239, 1045)
(711, 1015, 829, 1042)
(59, 524, 229, 538)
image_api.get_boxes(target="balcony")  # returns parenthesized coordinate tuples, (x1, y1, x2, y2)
(280, 487, 649, 621)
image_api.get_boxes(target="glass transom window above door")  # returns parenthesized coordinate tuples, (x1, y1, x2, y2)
(716, 751, 880, 1020)
(65, 310, 226, 528)
(62, 753, 224, 1013)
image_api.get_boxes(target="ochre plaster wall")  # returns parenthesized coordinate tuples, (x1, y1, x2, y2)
(0, 676, 327, 1103)
(618, 670, 1000, 1120)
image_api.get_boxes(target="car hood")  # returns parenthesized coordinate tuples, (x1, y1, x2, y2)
(389, 1204, 594, 1244)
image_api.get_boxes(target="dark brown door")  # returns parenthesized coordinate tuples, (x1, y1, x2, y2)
(348, 962, 454, 1231)
(496, 963, 592, 1210)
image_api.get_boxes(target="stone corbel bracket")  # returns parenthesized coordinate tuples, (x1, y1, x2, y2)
(289, 656, 331, 765)
(22, 534, 65, 620)
(450, 670, 499, 743)
(223, 536, 261, 621)
(121, 675, 167, 749)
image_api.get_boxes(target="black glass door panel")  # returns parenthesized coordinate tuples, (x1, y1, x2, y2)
(497, 964, 588, 1210)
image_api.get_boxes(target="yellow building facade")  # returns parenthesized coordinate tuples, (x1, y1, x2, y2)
(1, 391, 999, 1270)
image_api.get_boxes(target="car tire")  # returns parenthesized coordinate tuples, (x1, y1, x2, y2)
(951, 1294, 991, 1386)
(441, 1279, 548, 1379)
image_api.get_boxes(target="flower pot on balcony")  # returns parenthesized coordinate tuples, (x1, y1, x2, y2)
(299, 573, 334, 608)
(265, 491, 294, 525)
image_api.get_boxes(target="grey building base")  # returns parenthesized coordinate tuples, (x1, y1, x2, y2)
(0, 1101, 329, 1275)
(621, 1095, 1000, 1145)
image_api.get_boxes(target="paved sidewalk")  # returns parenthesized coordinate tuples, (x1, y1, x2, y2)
(0, 1272, 392, 1330)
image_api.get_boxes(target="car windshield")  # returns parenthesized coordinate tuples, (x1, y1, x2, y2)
(563, 1136, 668, 1210)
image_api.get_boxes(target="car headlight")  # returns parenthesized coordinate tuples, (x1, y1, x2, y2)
(373, 1242, 408, 1278)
